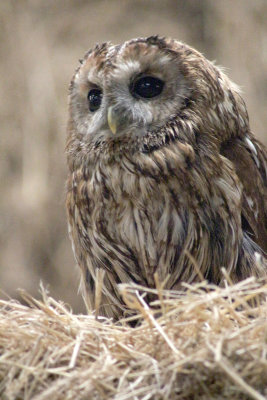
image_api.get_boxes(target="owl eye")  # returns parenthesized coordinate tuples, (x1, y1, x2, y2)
(88, 88, 102, 112)
(131, 76, 164, 99)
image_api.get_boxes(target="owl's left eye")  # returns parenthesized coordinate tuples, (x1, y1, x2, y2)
(88, 88, 102, 112)
(131, 76, 164, 99)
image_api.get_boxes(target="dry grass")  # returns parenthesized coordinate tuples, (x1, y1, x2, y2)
(1, 277, 267, 400)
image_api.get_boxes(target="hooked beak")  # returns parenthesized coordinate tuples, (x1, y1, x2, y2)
(107, 106, 118, 135)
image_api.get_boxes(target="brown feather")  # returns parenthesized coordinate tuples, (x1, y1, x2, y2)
(221, 136, 267, 253)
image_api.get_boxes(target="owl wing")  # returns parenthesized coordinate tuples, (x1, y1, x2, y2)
(221, 135, 267, 253)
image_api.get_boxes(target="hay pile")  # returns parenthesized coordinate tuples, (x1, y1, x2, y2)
(0, 277, 267, 400)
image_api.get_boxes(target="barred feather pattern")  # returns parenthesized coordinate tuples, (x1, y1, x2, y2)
(66, 37, 267, 319)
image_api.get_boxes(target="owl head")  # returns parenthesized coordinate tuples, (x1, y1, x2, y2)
(68, 36, 249, 153)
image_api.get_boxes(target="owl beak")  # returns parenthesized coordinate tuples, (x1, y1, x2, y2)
(107, 107, 117, 135)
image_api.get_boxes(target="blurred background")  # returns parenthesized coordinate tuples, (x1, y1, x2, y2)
(1, 0, 266, 313)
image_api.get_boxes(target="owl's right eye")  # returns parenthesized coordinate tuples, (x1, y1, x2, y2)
(88, 88, 102, 112)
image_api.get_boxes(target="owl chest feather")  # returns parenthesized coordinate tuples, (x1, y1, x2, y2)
(68, 142, 243, 289)
(86, 158, 189, 286)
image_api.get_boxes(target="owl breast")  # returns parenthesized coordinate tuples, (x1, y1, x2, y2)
(66, 139, 244, 318)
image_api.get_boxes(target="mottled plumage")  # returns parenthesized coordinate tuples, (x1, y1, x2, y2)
(66, 36, 267, 319)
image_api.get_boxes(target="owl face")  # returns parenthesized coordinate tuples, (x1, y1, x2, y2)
(69, 36, 248, 155)
(69, 38, 192, 141)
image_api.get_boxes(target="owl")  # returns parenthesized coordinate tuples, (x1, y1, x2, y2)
(66, 36, 267, 319)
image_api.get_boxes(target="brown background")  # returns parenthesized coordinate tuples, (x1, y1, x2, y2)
(1, 0, 266, 313)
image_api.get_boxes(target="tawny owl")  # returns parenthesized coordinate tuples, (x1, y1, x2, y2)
(66, 36, 267, 319)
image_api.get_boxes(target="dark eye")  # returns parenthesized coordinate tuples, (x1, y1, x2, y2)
(88, 88, 102, 112)
(131, 76, 164, 99)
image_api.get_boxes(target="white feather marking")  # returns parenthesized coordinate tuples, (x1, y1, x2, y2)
(245, 136, 260, 168)
(245, 137, 257, 155)
(247, 197, 254, 209)
(112, 59, 140, 79)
